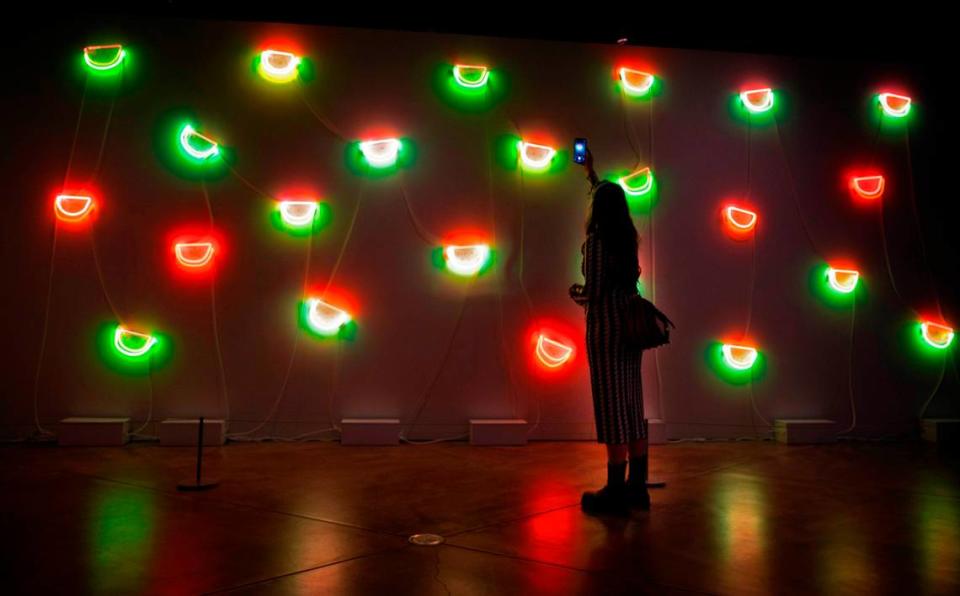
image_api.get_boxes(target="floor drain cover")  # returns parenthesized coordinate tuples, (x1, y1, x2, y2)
(408, 533, 445, 546)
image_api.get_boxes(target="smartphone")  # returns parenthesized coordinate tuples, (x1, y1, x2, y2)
(573, 138, 588, 164)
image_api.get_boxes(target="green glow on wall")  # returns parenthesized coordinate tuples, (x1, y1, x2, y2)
(705, 341, 767, 386)
(83, 44, 126, 73)
(152, 110, 232, 181)
(343, 138, 416, 178)
(431, 62, 508, 113)
(298, 299, 358, 340)
(616, 68, 663, 99)
(602, 168, 659, 213)
(729, 90, 781, 126)
(809, 263, 867, 309)
(430, 246, 496, 277)
(271, 200, 333, 237)
(96, 323, 172, 376)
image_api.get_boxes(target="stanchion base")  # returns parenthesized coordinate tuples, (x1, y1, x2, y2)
(646, 479, 667, 489)
(177, 479, 219, 491)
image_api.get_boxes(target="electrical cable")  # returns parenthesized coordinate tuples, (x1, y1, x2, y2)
(200, 180, 231, 422)
(515, 165, 536, 314)
(228, 209, 320, 440)
(228, 173, 361, 441)
(397, 176, 442, 246)
(226, 162, 274, 200)
(297, 82, 347, 142)
(88, 89, 118, 183)
(618, 91, 643, 164)
(482, 106, 520, 420)
(62, 79, 89, 187)
(838, 299, 859, 435)
(773, 120, 825, 257)
(33, 78, 90, 436)
(129, 357, 157, 438)
(399, 286, 472, 443)
(31, 226, 59, 438)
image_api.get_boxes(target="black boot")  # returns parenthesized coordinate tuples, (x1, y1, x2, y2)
(581, 462, 629, 516)
(626, 456, 651, 510)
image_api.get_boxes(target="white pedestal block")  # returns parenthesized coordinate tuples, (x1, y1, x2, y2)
(775, 419, 836, 444)
(58, 417, 130, 446)
(646, 419, 667, 445)
(160, 419, 227, 446)
(469, 419, 528, 446)
(922, 419, 960, 443)
(341, 418, 400, 445)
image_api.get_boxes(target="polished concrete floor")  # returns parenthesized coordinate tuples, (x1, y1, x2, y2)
(3, 440, 959, 595)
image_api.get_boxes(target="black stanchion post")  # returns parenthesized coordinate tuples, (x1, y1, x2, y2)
(177, 416, 219, 491)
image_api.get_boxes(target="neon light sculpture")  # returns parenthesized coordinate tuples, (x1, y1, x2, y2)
(739, 88, 774, 113)
(618, 68, 655, 96)
(54, 194, 95, 222)
(83, 44, 125, 71)
(721, 344, 758, 371)
(179, 124, 220, 160)
(920, 321, 954, 350)
(359, 139, 401, 168)
(825, 267, 859, 294)
(724, 206, 758, 232)
(259, 50, 301, 83)
(174, 242, 215, 268)
(536, 335, 573, 368)
(278, 200, 319, 227)
(452, 64, 490, 88)
(443, 244, 491, 276)
(517, 141, 556, 170)
(878, 93, 911, 118)
(305, 298, 351, 336)
(618, 167, 654, 196)
(851, 175, 885, 200)
(114, 326, 157, 358)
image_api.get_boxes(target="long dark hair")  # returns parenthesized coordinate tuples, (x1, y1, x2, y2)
(587, 181, 639, 287)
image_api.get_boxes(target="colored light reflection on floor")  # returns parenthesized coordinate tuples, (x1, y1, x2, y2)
(89, 485, 154, 594)
(916, 488, 960, 594)
(818, 517, 875, 594)
(712, 475, 769, 593)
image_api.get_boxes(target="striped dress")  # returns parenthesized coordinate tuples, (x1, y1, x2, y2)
(572, 233, 644, 444)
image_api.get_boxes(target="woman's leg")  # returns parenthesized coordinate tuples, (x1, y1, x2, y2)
(606, 443, 628, 464)
(582, 443, 630, 515)
(626, 438, 651, 510)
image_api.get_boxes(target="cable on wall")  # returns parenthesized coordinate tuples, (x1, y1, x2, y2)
(399, 287, 472, 444)
(297, 82, 347, 142)
(397, 176, 442, 246)
(837, 299, 859, 435)
(201, 179, 231, 422)
(31, 226, 60, 439)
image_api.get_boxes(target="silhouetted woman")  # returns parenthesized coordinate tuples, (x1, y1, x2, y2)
(569, 150, 648, 516)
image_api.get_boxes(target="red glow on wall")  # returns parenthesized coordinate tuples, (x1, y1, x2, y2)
(720, 200, 758, 240)
(53, 190, 98, 228)
(440, 228, 490, 247)
(303, 283, 361, 320)
(842, 165, 886, 207)
(167, 225, 225, 279)
(850, 174, 885, 200)
(255, 33, 305, 56)
(526, 319, 579, 378)
(612, 59, 657, 82)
